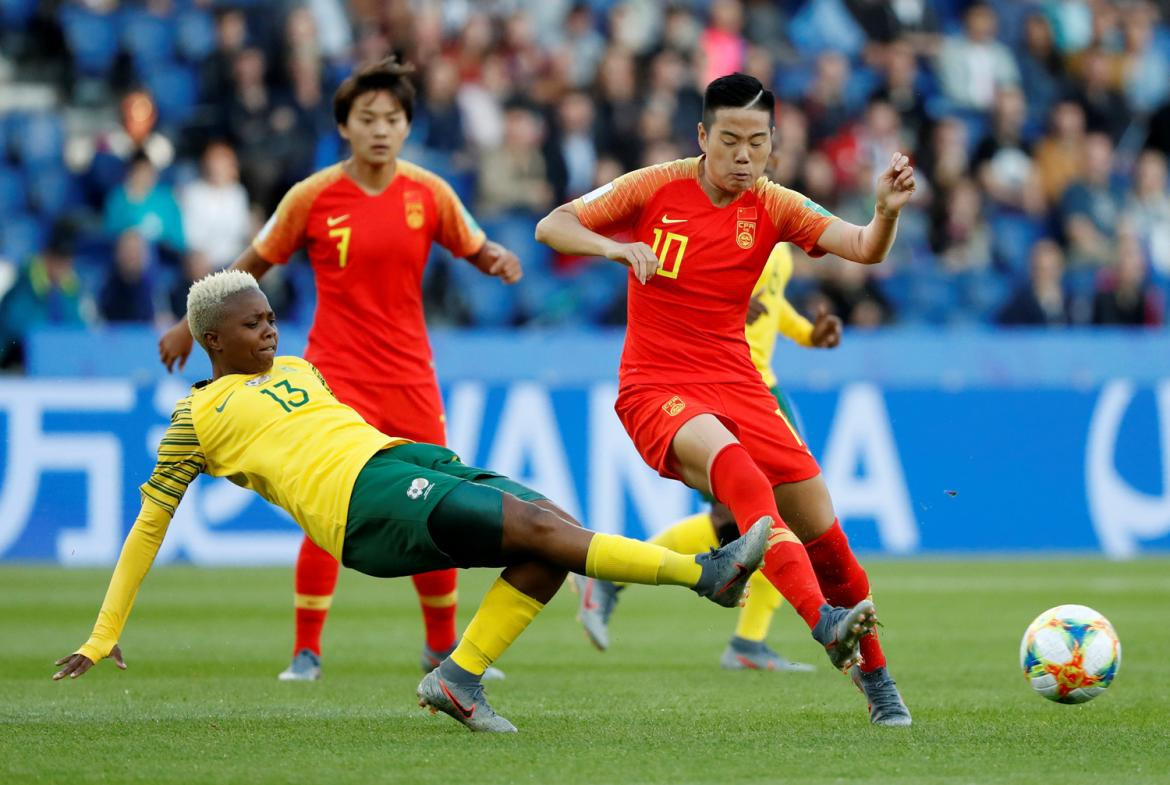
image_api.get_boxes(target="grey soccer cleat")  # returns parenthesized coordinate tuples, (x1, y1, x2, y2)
(416, 668, 517, 733)
(277, 648, 321, 682)
(851, 665, 912, 726)
(811, 599, 878, 672)
(421, 644, 505, 681)
(720, 636, 816, 672)
(693, 517, 771, 608)
(572, 575, 622, 651)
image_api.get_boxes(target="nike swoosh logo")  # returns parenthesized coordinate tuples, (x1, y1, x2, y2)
(215, 392, 235, 413)
(660, 215, 687, 224)
(439, 680, 476, 719)
(717, 562, 751, 596)
(326, 214, 350, 227)
(582, 579, 597, 611)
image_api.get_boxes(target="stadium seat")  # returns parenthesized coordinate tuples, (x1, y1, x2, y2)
(774, 59, 815, 103)
(878, 270, 915, 315)
(8, 112, 65, 167)
(121, 9, 177, 75)
(0, 213, 47, 266)
(0, 0, 36, 29)
(513, 271, 575, 325)
(954, 268, 1012, 323)
(26, 168, 83, 219)
(59, 6, 120, 76)
(989, 210, 1045, 275)
(845, 65, 882, 109)
(446, 252, 517, 326)
(787, 0, 866, 57)
(1064, 266, 1101, 300)
(145, 64, 199, 127)
(175, 8, 216, 62)
(907, 267, 961, 325)
(313, 134, 343, 172)
(0, 167, 28, 214)
(84, 152, 127, 207)
(568, 261, 627, 323)
(480, 213, 553, 275)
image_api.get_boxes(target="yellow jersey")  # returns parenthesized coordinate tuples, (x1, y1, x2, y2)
(745, 244, 815, 389)
(78, 356, 405, 663)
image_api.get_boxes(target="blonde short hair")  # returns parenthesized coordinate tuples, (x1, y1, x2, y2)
(187, 269, 262, 349)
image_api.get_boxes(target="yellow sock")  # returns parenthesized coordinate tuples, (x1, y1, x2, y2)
(449, 578, 544, 676)
(584, 533, 702, 587)
(649, 512, 721, 553)
(734, 571, 783, 641)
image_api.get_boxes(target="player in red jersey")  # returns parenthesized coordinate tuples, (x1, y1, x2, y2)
(158, 59, 522, 682)
(536, 73, 916, 726)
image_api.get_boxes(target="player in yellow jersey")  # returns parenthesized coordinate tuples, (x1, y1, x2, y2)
(574, 243, 843, 671)
(52, 270, 776, 734)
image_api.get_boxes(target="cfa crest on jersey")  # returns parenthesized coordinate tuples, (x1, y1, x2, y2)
(405, 194, 426, 229)
(244, 374, 272, 387)
(736, 220, 756, 249)
(661, 395, 686, 416)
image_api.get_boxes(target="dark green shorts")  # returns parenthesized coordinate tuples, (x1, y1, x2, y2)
(341, 443, 547, 578)
(699, 384, 803, 507)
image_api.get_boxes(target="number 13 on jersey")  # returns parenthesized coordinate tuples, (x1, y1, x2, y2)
(650, 228, 688, 279)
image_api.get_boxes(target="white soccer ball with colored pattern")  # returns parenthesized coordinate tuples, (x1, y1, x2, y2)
(1019, 604, 1120, 704)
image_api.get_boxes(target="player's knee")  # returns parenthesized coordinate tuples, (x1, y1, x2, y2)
(505, 497, 563, 546)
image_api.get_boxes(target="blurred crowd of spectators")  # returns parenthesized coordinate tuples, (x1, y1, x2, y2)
(1, 0, 1167, 369)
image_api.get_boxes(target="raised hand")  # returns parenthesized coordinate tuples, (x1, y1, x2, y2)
(606, 241, 660, 285)
(809, 304, 842, 348)
(875, 152, 916, 217)
(52, 644, 126, 681)
(159, 321, 195, 373)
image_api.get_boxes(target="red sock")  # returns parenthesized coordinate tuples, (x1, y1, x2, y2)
(805, 520, 886, 671)
(412, 569, 458, 652)
(709, 443, 826, 628)
(293, 536, 340, 656)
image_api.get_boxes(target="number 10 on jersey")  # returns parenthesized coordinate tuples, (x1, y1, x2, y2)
(650, 228, 688, 279)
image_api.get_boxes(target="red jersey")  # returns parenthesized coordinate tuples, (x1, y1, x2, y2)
(253, 161, 485, 387)
(574, 157, 837, 386)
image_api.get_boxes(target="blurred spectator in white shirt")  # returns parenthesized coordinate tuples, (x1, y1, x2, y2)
(180, 142, 252, 269)
(937, 2, 1019, 112)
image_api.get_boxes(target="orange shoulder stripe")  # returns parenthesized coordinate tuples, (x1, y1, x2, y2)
(574, 157, 700, 230)
(755, 179, 838, 256)
(396, 159, 486, 258)
(253, 164, 346, 264)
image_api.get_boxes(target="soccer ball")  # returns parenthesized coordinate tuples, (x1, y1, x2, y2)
(1019, 604, 1121, 704)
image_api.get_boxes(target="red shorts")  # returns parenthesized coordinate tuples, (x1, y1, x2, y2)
(614, 380, 819, 487)
(329, 378, 447, 446)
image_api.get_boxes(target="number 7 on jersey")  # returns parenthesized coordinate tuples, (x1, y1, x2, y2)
(329, 227, 352, 268)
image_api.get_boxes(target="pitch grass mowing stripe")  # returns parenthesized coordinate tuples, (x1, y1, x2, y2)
(2, 560, 1168, 785)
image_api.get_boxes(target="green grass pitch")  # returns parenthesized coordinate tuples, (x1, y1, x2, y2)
(3, 559, 1169, 784)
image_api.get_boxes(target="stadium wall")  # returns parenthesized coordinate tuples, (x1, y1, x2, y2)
(1, 328, 1166, 563)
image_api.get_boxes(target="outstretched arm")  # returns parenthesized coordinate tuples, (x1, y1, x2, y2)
(815, 152, 916, 265)
(54, 402, 204, 680)
(535, 204, 661, 284)
(52, 499, 175, 679)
